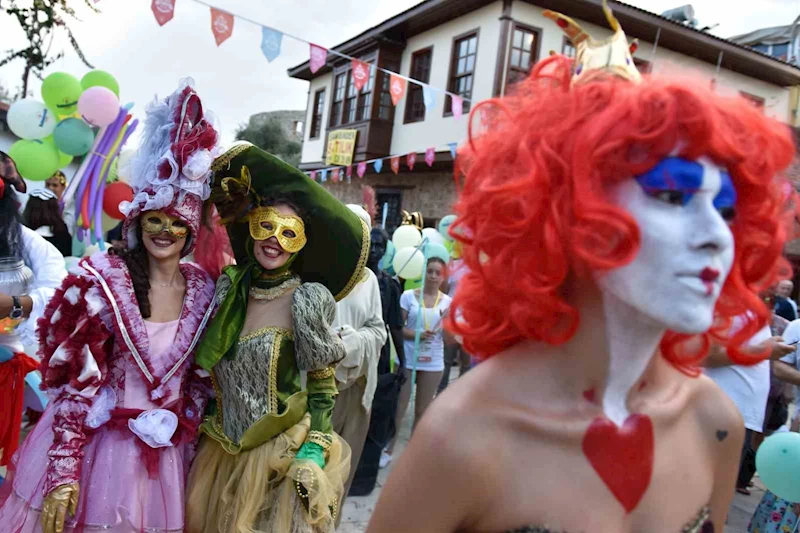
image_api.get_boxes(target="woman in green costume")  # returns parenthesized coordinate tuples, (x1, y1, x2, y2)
(186, 143, 370, 533)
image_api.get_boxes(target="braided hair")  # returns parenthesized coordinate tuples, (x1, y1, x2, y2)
(108, 225, 152, 319)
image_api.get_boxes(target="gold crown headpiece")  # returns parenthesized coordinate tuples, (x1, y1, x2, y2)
(544, 0, 642, 85)
(401, 210, 424, 230)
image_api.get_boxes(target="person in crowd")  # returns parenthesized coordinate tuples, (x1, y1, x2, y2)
(185, 143, 368, 533)
(382, 256, 452, 468)
(439, 256, 471, 392)
(0, 79, 219, 533)
(776, 279, 798, 318)
(23, 189, 72, 257)
(704, 320, 795, 496)
(349, 225, 406, 494)
(365, 2, 794, 531)
(331, 205, 387, 500)
(44, 171, 75, 236)
(106, 222, 125, 249)
(0, 152, 66, 468)
(748, 320, 800, 532)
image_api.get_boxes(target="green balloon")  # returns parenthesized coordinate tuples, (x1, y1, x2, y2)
(42, 72, 83, 116)
(404, 278, 423, 291)
(81, 70, 120, 97)
(8, 139, 60, 181)
(58, 150, 74, 168)
(54, 118, 95, 156)
(756, 432, 800, 503)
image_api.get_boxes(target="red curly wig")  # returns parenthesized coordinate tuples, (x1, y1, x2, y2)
(448, 55, 795, 374)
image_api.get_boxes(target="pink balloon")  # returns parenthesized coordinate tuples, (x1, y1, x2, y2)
(78, 86, 119, 127)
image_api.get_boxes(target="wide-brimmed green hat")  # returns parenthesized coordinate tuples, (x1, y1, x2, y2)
(210, 142, 369, 301)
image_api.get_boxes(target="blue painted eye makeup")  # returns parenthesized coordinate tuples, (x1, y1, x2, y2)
(635, 158, 737, 220)
(635, 157, 703, 207)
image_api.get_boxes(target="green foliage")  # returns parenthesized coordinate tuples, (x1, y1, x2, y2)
(235, 118, 302, 168)
(0, 0, 97, 98)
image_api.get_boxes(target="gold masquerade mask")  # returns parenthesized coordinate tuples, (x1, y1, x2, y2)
(141, 211, 189, 240)
(248, 206, 307, 253)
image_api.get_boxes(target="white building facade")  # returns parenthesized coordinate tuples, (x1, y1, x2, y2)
(290, 0, 800, 227)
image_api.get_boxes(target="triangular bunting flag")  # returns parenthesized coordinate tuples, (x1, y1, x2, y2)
(310, 44, 328, 74)
(425, 147, 436, 167)
(310, 170, 317, 181)
(423, 86, 437, 111)
(210, 8, 234, 46)
(261, 27, 283, 62)
(321, 168, 329, 182)
(448, 142, 458, 159)
(390, 156, 400, 175)
(374, 159, 383, 173)
(151, 0, 176, 26)
(452, 95, 464, 120)
(357, 161, 367, 178)
(332, 168, 340, 182)
(352, 59, 370, 92)
(346, 165, 353, 179)
(407, 152, 417, 171)
(390, 75, 406, 106)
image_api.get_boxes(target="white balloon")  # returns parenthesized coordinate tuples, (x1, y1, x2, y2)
(392, 225, 422, 249)
(7, 99, 57, 140)
(116, 148, 136, 183)
(393, 247, 425, 280)
(422, 227, 445, 246)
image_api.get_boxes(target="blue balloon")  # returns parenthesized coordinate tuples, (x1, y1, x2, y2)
(438, 214, 457, 241)
(53, 118, 94, 156)
(756, 432, 800, 502)
(0, 346, 14, 363)
(425, 242, 450, 263)
(379, 239, 396, 272)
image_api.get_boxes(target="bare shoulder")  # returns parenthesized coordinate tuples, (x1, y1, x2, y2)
(689, 374, 745, 453)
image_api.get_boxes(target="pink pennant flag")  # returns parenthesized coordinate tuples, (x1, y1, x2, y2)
(351, 59, 370, 92)
(357, 161, 367, 178)
(425, 147, 436, 167)
(310, 170, 317, 181)
(310, 44, 328, 74)
(390, 156, 400, 175)
(210, 8, 234, 46)
(452, 95, 464, 120)
(332, 168, 340, 182)
(346, 165, 353, 179)
(151, 0, 175, 26)
(390, 74, 407, 106)
(406, 152, 417, 171)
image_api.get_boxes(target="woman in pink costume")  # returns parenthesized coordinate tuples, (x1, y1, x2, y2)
(0, 78, 221, 533)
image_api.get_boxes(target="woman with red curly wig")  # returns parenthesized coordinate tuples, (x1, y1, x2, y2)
(366, 2, 795, 532)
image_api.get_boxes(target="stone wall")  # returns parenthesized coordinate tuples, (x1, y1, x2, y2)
(321, 170, 458, 220)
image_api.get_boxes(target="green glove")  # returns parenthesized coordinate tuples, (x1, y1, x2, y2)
(295, 441, 326, 470)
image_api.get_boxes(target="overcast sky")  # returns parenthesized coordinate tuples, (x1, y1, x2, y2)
(1, 0, 799, 145)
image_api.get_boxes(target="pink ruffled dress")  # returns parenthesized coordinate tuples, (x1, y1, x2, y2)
(0, 253, 215, 533)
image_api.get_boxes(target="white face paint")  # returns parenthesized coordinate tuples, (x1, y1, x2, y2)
(597, 156, 736, 334)
(595, 156, 737, 425)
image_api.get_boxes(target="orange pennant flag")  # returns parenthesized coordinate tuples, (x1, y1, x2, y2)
(390, 74, 406, 106)
(390, 156, 400, 175)
(210, 8, 234, 46)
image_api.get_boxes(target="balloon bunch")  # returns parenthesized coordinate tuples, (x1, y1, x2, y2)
(388, 214, 455, 290)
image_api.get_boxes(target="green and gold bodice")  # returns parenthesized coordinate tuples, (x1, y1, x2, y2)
(200, 276, 344, 455)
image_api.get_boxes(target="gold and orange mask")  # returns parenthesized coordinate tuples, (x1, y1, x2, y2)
(140, 211, 189, 240)
(248, 206, 307, 253)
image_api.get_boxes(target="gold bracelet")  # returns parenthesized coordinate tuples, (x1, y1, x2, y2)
(307, 366, 335, 380)
(306, 430, 333, 451)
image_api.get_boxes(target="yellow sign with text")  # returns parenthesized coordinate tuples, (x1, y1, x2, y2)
(325, 129, 358, 166)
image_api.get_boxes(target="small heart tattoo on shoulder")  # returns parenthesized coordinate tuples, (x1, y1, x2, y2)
(716, 430, 728, 442)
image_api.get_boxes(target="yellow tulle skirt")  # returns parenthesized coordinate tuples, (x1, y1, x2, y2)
(185, 414, 350, 533)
